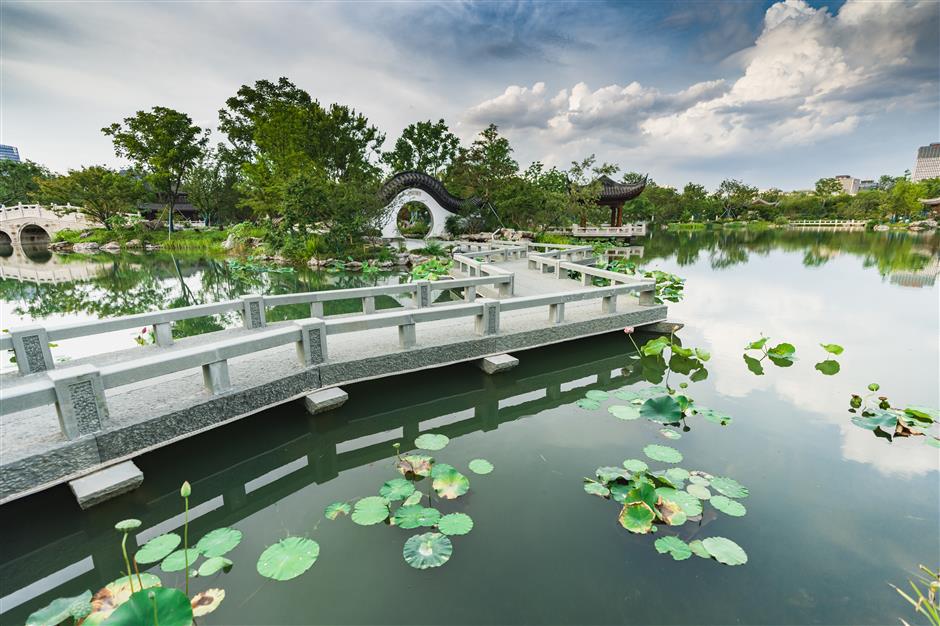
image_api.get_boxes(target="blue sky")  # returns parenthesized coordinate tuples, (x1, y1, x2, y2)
(3, 0, 937, 190)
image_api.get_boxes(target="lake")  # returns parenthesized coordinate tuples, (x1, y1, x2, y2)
(0, 228, 937, 625)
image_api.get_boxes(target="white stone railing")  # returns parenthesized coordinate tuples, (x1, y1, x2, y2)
(787, 220, 868, 227)
(570, 223, 647, 236)
(0, 204, 88, 223)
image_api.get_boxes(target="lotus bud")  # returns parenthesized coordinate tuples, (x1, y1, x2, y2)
(878, 397, 890, 409)
(180, 481, 191, 498)
(623, 326, 635, 335)
(850, 395, 862, 409)
(868, 383, 880, 392)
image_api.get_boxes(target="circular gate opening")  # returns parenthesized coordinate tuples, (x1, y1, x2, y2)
(397, 202, 432, 239)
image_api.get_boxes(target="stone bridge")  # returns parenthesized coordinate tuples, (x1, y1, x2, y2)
(0, 205, 98, 246)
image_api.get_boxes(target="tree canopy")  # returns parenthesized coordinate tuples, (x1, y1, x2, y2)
(382, 119, 459, 178)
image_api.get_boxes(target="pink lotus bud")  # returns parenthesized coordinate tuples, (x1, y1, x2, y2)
(141, 327, 148, 334)
(623, 327, 635, 334)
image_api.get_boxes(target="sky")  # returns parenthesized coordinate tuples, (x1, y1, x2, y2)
(2, 0, 938, 190)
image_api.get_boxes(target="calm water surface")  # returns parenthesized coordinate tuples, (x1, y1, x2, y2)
(0, 229, 938, 625)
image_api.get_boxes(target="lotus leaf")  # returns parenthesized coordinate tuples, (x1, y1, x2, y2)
(654, 536, 693, 560)
(325, 502, 352, 520)
(437, 512, 474, 536)
(820, 343, 844, 355)
(710, 495, 747, 517)
(160, 548, 200, 573)
(743, 354, 765, 376)
(196, 527, 242, 557)
(665, 467, 691, 483)
(396, 454, 434, 478)
(256, 537, 319, 581)
(403, 532, 452, 569)
(609, 483, 631, 503)
(655, 498, 687, 526)
(655, 488, 702, 517)
(686, 484, 711, 500)
(641, 396, 682, 424)
(114, 519, 141, 532)
(688, 539, 711, 559)
(26, 591, 92, 626)
(709, 476, 749, 499)
(623, 459, 649, 473)
(649, 472, 678, 489)
(430, 462, 456, 478)
(402, 491, 424, 506)
(641, 336, 670, 356)
(394, 505, 441, 529)
(69, 598, 92, 620)
(468, 458, 494, 475)
(100, 588, 192, 626)
(767, 342, 795, 358)
(83, 575, 161, 625)
(688, 475, 709, 485)
(614, 390, 641, 401)
(577, 399, 601, 410)
(815, 359, 841, 375)
(702, 536, 748, 565)
(191, 588, 225, 618)
(198, 556, 233, 576)
(626, 481, 658, 510)
(584, 481, 610, 498)
(596, 466, 630, 482)
(746, 337, 768, 350)
(135, 533, 181, 564)
(585, 390, 609, 401)
(905, 406, 938, 421)
(609, 404, 641, 420)
(660, 428, 682, 440)
(619, 502, 655, 534)
(414, 433, 449, 451)
(352, 496, 390, 525)
(380, 478, 416, 501)
(696, 407, 733, 426)
(695, 348, 711, 361)
(432, 468, 470, 499)
(643, 444, 683, 463)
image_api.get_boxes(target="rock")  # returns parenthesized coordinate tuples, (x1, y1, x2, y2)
(124, 239, 142, 248)
(378, 260, 394, 269)
(346, 261, 363, 270)
(396, 254, 411, 266)
(49, 241, 73, 251)
(247, 237, 264, 247)
(144, 244, 163, 251)
(221, 234, 237, 250)
(307, 258, 322, 268)
(72, 242, 100, 253)
(79, 231, 93, 239)
(873, 224, 889, 232)
(100, 241, 121, 251)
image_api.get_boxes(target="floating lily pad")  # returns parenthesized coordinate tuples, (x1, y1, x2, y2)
(430, 463, 456, 478)
(709, 476, 749, 499)
(380, 478, 416, 501)
(820, 343, 844, 355)
(26, 591, 92, 626)
(686, 484, 711, 500)
(665, 467, 691, 483)
(83, 575, 161, 625)
(437, 512, 474, 536)
(609, 404, 641, 420)
(101, 587, 192, 626)
(584, 481, 611, 497)
(352, 496, 390, 525)
(654, 536, 692, 560)
(660, 428, 682, 440)
(688, 474, 709, 485)
(614, 390, 641, 401)
(655, 498, 687, 526)
(161, 548, 200, 573)
(696, 407, 733, 426)
(196, 527, 242, 558)
(815, 359, 841, 376)
(623, 459, 649, 473)
(396, 454, 434, 478)
(403, 533, 452, 569)
(710, 495, 747, 517)
(743, 354, 765, 375)
(432, 468, 470, 499)
(609, 483, 631, 503)
(643, 444, 683, 464)
(402, 491, 424, 506)
(324, 502, 351, 520)
(905, 406, 938, 421)
(414, 433, 449, 451)
(257, 537, 319, 581)
(135, 533, 181, 565)
(394, 505, 441, 529)
(619, 502, 655, 534)
(596, 466, 630, 482)
(688, 539, 711, 559)
(585, 390, 609, 401)
(655, 487, 702, 517)
(468, 459, 494, 475)
(190, 588, 225, 617)
(197, 556, 232, 576)
(702, 536, 748, 566)
(641, 396, 682, 424)
(577, 399, 601, 410)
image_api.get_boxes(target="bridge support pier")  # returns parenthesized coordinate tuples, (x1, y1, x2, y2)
(304, 387, 348, 415)
(9, 324, 55, 374)
(476, 353, 518, 375)
(69, 461, 143, 509)
(48, 364, 108, 439)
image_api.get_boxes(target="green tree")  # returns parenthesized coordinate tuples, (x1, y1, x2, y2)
(565, 155, 618, 227)
(716, 179, 758, 218)
(814, 177, 842, 196)
(183, 146, 241, 227)
(493, 162, 567, 231)
(382, 119, 460, 177)
(0, 160, 52, 205)
(36, 166, 144, 228)
(102, 106, 208, 233)
(445, 124, 518, 204)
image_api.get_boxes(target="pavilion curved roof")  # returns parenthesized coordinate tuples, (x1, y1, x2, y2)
(595, 175, 647, 204)
(379, 171, 483, 213)
(918, 197, 940, 206)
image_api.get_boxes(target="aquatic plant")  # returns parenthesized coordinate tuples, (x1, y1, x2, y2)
(226, 257, 295, 274)
(891, 565, 940, 626)
(622, 333, 710, 390)
(815, 343, 844, 375)
(583, 448, 749, 566)
(134, 327, 155, 346)
(600, 259, 685, 303)
(410, 258, 453, 281)
(847, 384, 938, 444)
(743, 335, 797, 375)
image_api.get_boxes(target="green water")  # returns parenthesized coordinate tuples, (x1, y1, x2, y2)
(0, 229, 938, 625)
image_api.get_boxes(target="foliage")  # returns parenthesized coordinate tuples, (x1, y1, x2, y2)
(847, 384, 938, 443)
(36, 166, 144, 229)
(256, 537, 320, 581)
(891, 565, 940, 626)
(742, 335, 797, 374)
(0, 159, 53, 204)
(382, 119, 459, 177)
(183, 145, 242, 226)
(410, 258, 453, 281)
(599, 259, 685, 303)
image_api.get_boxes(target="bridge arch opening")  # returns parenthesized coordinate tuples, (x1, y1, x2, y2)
(0, 230, 11, 247)
(18, 224, 51, 246)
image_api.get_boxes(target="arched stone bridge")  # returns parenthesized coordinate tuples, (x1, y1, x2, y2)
(0, 204, 98, 246)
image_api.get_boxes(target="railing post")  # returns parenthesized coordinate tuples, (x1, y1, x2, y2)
(464, 286, 476, 302)
(416, 280, 432, 307)
(580, 272, 592, 286)
(241, 295, 266, 329)
(362, 296, 376, 315)
(202, 360, 232, 395)
(153, 322, 173, 347)
(48, 364, 108, 439)
(602, 293, 617, 314)
(398, 318, 417, 348)
(639, 288, 656, 306)
(295, 319, 328, 365)
(549, 302, 565, 324)
(9, 324, 54, 374)
(475, 300, 500, 336)
(555, 261, 566, 279)
(310, 301, 324, 319)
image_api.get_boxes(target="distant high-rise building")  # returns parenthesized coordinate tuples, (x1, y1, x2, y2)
(0, 145, 20, 162)
(912, 143, 940, 182)
(858, 180, 877, 191)
(835, 175, 860, 195)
